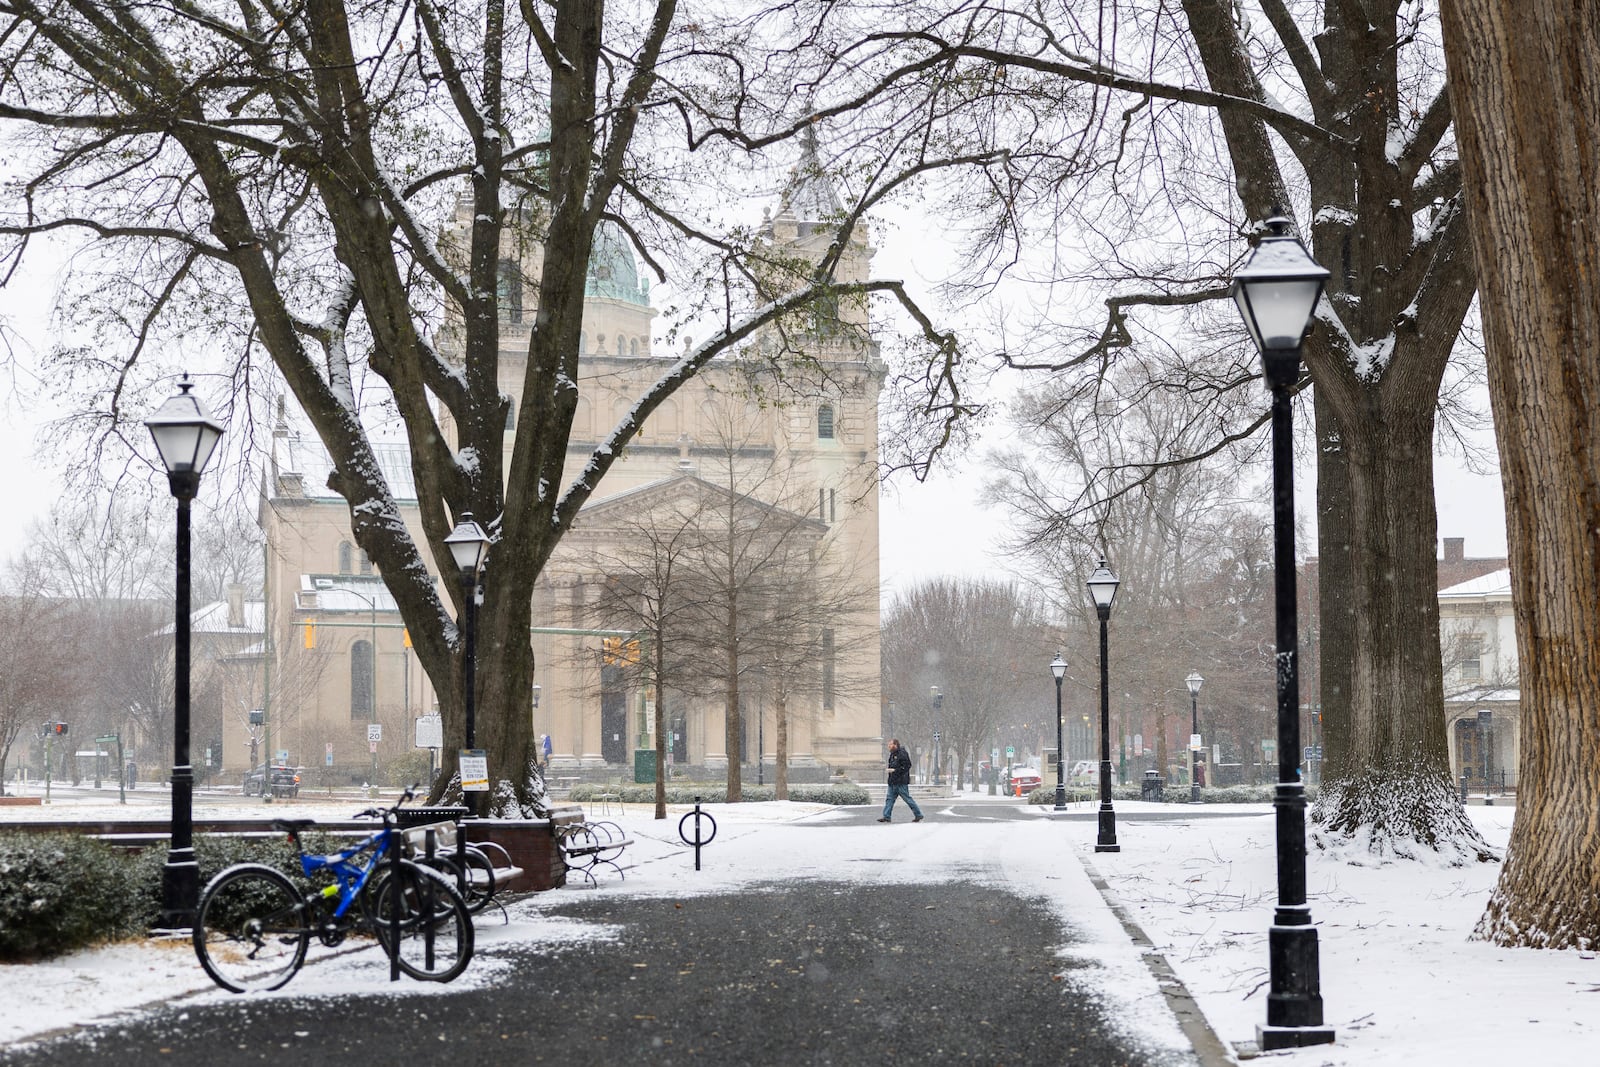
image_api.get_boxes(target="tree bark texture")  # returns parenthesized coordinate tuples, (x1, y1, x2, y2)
(1441, 0, 1600, 946)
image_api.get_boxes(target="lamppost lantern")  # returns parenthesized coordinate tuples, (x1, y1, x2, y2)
(1086, 558, 1121, 619)
(1186, 671, 1204, 696)
(1050, 652, 1068, 811)
(531, 684, 542, 710)
(145, 375, 226, 931)
(145, 377, 225, 493)
(444, 512, 492, 576)
(1231, 212, 1330, 371)
(1233, 210, 1335, 1050)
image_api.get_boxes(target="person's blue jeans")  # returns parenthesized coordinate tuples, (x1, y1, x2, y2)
(882, 783, 923, 820)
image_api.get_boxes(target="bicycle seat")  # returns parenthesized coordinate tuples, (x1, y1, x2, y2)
(273, 818, 318, 832)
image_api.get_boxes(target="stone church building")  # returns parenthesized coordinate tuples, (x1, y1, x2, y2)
(237, 168, 886, 787)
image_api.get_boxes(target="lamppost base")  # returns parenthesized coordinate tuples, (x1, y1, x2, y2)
(1053, 783, 1067, 811)
(1095, 804, 1118, 852)
(1256, 1025, 1335, 1051)
(159, 854, 200, 930)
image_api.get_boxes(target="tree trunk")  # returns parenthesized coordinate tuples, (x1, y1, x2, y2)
(1311, 399, 1492, 860)
(655, 641, 668, 820)
(1441, 0, 1600, 946)
(775, 693, 789, 800)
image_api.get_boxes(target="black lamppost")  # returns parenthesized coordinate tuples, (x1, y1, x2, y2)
(1186, 671, 1204, 803)
(1086, 559, 1120, 853)
(1232, 210, 1335, 1050)
(930, 686, 943, 785)
(1051, 653, 1068, 811)
(145, 377, 224, 929)
(445, 513, 491, 809)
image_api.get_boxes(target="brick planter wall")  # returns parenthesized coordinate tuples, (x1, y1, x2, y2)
(464, 805, 586, 892)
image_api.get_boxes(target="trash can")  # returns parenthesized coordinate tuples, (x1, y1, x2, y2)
(1141, 769, 1164, 801)
(125, 763, 138, 790)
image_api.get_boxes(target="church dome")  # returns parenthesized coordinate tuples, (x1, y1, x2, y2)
(585, 222, 651, 307)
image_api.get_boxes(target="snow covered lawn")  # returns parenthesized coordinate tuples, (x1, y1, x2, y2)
(0, 793, 1589, 1064)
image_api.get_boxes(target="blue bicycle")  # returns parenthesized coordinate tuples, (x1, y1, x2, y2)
(192, 788, 473, 993)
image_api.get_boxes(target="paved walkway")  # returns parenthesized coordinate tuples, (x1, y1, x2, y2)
(2, 882, 1204, 1067)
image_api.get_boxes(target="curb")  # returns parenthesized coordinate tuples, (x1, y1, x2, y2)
(1079, 856, 1240, 1067)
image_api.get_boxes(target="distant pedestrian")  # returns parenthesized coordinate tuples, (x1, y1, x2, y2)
(541, 733, 553, 770)
(879, 738, 924, 823)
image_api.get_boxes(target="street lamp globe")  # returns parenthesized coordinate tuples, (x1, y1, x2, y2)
(1186, 671, 1204, 696)
(145, 377, 225, 486)
(1230, 214, 1329, 355)
(1086, 558, 1121, 617)
(445, 512, 492, 576)
(1050, 653, 1067, 681)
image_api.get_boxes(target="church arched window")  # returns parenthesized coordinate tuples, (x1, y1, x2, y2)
(817, 404, 835, 440)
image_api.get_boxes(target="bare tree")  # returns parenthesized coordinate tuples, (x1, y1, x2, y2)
(672, 403, 875, 800)
(882, 578, 1058, 788)
(846, 0, 1488, 858)
(0, 1, 960, 812)
(1440, 0, 1600, 945)
(0, 562, 81, 791)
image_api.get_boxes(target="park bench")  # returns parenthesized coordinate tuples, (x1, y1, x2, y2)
(556, 819, 633, 886)
(397, 808, 524, 915)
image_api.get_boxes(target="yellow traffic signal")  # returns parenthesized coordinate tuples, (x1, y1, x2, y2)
(304, 622, 316, 649)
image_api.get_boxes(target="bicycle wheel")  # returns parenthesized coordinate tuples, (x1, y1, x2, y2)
(371, 860, 474, 982)
(193, 864, 309, 993)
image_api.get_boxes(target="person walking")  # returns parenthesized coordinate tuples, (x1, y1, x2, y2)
(879, 738, 924, 823)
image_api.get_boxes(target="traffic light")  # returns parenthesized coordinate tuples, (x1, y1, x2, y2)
(51, 722, 68, 735)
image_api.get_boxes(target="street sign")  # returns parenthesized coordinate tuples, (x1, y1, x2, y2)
(367, 723, 382, 743)
(414, 715, 443, 750)
(95, 734, 118, 744)
(325, 742, 334, 767)
(1005, 746, 1015, 757)
(1189, 734, 1203, 751)
(1303, 744, 1324, 761)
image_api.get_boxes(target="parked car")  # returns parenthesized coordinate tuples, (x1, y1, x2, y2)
(1003, 766, 1043, 794)
(243, 765, 301, 797)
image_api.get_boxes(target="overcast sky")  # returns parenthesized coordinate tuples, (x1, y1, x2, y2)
(0, 223, 1510, 602)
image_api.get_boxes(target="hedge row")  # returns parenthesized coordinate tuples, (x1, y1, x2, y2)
(0, 831, 331, 963)
(568, 782, 869, 806)
(1025, 783, 1314, 804)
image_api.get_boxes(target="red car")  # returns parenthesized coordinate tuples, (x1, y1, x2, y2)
(1004, 767, 1042, 794)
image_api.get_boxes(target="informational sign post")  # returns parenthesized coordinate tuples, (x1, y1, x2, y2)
(459, 748, 489, 792)
(414, 715, 443, 750)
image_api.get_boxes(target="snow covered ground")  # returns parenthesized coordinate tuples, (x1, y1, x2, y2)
(0, 789, 1588, 1064)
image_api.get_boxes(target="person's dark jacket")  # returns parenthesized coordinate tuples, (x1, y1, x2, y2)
(887, 746, 912, 787)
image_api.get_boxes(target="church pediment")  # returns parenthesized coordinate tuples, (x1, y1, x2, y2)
(573, 472, 828, 538)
